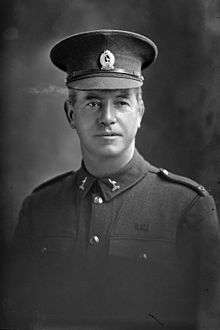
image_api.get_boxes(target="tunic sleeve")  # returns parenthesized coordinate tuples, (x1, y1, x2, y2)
(3, 196, 36, 330)
(185, 194, 220, 329)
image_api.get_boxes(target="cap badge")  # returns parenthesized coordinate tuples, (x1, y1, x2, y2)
(100, 50, 115, 70)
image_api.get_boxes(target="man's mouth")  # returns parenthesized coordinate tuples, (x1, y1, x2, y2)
(95, 132, 121, 137)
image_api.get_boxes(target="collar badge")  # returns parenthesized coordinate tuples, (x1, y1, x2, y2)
(100, 50, 115, 70)
(108, 178, 120, 191)
(79, 176, 87, 191)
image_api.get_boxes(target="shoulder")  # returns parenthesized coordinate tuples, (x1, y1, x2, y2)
(147, 164, 209, 197)
(18, 170, 76, 219)
(32, 170, 75, 194)
(144, 165, 219, 231)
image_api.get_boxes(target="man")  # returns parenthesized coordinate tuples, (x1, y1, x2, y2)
(4, 30, 220, 329)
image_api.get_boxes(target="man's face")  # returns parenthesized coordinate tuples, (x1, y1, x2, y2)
(67, 88, 144, 160)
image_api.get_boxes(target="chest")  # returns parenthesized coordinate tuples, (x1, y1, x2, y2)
(31, 182, 189, 269)
(28, 184, 198, 323)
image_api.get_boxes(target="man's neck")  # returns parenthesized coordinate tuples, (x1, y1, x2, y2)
(82, 147, 135, 178)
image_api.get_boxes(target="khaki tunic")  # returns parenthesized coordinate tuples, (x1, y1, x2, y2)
(3, 150, 220, 330)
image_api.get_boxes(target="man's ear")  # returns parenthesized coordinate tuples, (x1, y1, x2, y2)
(64, 100, 76, 129)
(137, 101, 145, 128)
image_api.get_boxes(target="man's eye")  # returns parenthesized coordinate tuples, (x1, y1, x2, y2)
(116, 101, 130, 107)
(86, 101, 100, 109)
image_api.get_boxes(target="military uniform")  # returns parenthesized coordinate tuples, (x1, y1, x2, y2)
(4, 150, 220, 329)
(3, 30, 220, 329)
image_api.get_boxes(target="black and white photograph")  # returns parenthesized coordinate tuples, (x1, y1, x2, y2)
(1, 1, 220, 329)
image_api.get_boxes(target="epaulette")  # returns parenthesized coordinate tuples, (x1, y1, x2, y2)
(32, 170, 75, 193)
(156, 168, 208, 197)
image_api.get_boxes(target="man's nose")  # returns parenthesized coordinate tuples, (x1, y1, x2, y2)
(98, 101, 116, 126)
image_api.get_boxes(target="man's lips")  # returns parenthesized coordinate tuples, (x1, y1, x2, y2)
(95, 132, 122, 137)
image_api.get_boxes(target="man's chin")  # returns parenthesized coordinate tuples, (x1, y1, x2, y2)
(93, 146, 123, 158)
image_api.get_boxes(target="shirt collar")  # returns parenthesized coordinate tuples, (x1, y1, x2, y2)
(75, 149, 150, 201)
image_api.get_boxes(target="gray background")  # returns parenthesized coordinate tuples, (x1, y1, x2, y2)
(1, 0, 220, 244)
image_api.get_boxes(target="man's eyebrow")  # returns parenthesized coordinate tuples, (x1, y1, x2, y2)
(84, 94, 103, 100)
(115, 91, 132, 98)
(83, 90, 133, 100)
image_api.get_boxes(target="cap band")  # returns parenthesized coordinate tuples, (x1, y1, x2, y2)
(66, 69, 144, 85)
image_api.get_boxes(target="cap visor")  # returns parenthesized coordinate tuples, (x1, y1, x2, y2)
(67, 76, 143, 90)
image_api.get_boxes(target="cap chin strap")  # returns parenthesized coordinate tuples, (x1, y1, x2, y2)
(66, 69, 144, 85)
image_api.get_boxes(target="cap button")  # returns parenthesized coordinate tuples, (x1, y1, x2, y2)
(197, 185, 207, 195)
(161, 168, 169, 176)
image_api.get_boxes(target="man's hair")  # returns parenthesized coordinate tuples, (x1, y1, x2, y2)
(67, 87, 144, 109)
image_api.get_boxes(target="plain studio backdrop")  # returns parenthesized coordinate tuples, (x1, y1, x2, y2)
(0, 0, 220, 245)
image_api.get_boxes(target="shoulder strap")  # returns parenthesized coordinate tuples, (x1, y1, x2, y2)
(148, 164, 208, 197)
(32, 170, 75, 193)
(157, 168, 208, 196)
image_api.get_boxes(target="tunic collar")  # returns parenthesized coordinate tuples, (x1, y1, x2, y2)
(75, 149, 150, 201)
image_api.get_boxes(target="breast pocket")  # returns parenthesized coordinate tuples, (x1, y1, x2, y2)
(108, 235, 187, 296)
(31, 235, 80, 316)
(36, 236, 75, 256)
(32, 235, 77, 277)
(32, 235, 77, 294)
(104, 236, 177, 318)
(108, 235, 178, 270)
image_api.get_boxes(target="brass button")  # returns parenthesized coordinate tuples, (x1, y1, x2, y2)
(138, 252, 148, 261)
(161, 168, 169, 176)
(198, 185, 206, 192)
(89, 235, 100, 245)
(93, 196, 103, 204)
(41, 247, 47, 255)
